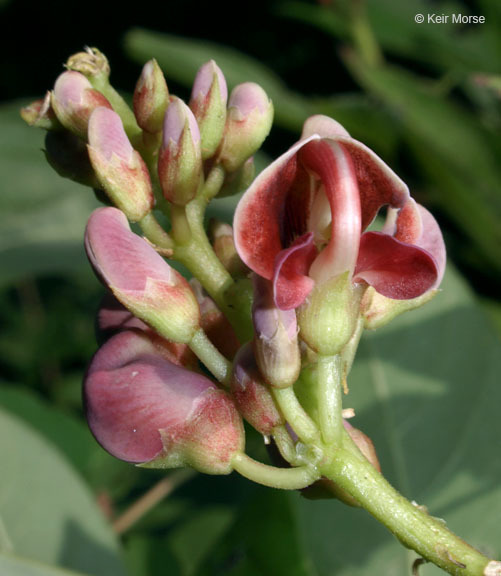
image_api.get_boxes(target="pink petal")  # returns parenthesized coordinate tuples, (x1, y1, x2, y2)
(85, 207, 173, 292)
(88, 107, 134, 163)
(234, 137, 317, 280)
(298, 139, 361, 284)
(84, 330, 213, 463)
(354, 232, 439, 299)
(272, 233, 316, 310)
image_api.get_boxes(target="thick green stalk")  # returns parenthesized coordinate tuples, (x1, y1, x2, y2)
(320, 448, 496, 576)
(316, 355, 343, 446)
(189, 328, 232, 385)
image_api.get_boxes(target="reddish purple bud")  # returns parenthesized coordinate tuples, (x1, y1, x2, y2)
(84, 330, 244, 473)
(87, 107, 154, 221)
(189, 60, 228, 159)
(158, 97, 202, 205)
(133, 59, 169, 133)
(252, 275, 300, 388)
(85, 207, 200, 343)
(218, 82, 273, 172)
(230, 343, 283, 435)
(51, 71, 112, 138)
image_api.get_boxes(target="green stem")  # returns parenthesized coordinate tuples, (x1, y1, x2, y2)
(317, 355, 343, 446)
(272, 387, 320, 444)
(320, 449, 496, 576)
(201, 164, 226, 201)
(189, 328, 232, 384)
(139, 212, 174, 250)
(232, 452, 319, 490)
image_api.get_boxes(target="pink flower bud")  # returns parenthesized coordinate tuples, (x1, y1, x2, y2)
(96, 291, 199, 370)
(85, 207, 200, 343)
(218, 82, 273, 172)
(210, 220, 248, 277)
(133, 59, 169, 133)
(51, 71, 112, 138)
(20, 92, 60, 130)
(84, 330, 244, 474)
(158, 97, 202, 205)
(189, 60, 227, 159)
(230, 343, 283, 435)
(87, 107, 154, 221)
(252, 276, 300, 388)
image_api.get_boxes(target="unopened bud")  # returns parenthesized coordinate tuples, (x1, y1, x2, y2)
(85, 207, 200, 343)
(87, 107, 154, 221)
(231, 343, 283, 435)
(133, 59, 169, 133)
(189, 60, 227, 159)
(66, 46, 110, 83)
(217, 157, 255, 198)
(21, 92, 60, 130)
(158, 97, 202, 205)
(218, 82, 273, 172)
(210, 220, 248, 277)
(297, 272, 363, 356)
(252, 276, 300, 388)
(361, 286, 438, 330)
(84, 329, 244, 474)
(44, 130, 98, 187)
(51, 71, 112, 138)
(96, 291, 199, 369)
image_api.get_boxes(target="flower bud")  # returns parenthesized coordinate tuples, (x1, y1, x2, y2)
(361, 286, 438, 330)
(217, 157, 255, 198)
(84, 330, 244, 474)
(51, 71, 112, 139)
(218, 82, 273, 172)
(133, 59, 169, 134)
(297, 273, 363, 356)
(21, 92, 61, 130)
(230, 343, 283, 435)
(190, 279, 240, 360)
(96, 291, 199, 369)
(44, 130, 99, 187)
(252, 276, 300, 388)
(189, 60, 227, 159)
(85, 207, 200, 344)
(87, 107, 154, 221)
(158, 97, 202, 205)
(210, 220, 248, 277)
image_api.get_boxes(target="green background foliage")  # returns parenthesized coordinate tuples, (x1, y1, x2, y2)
(0, 0, 500, 574)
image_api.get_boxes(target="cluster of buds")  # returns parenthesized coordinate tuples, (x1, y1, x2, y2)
(22, 49, 445, 493)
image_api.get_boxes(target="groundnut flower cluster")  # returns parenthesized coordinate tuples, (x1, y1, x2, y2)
(22, 47, 445, 485)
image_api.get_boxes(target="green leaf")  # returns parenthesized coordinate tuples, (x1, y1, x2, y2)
(0, 407, 126, 576)
(296, 265, 501, 575)
(0, 101, 99, 286)
(124, 29, 312, 131)
(343, 54, 501, 275)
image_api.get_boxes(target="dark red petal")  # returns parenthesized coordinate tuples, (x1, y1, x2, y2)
(354, 232, 438, 300)
(339, 140, 409, 231)
(272, 233, 316, 310)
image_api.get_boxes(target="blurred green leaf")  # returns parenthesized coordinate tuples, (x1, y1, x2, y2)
(343, 53, 501, 275)
(277, 0, 501, 76)
(0, 407, 126, 576)
(296, 264, 501, 575)
(0, 101, 99, 286)
(0, 553, 91, 576)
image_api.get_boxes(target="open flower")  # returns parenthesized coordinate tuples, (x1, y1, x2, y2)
(234, 115, 446, 311)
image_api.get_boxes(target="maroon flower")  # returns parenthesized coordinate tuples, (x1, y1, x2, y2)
(234, 115, 446, 310)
